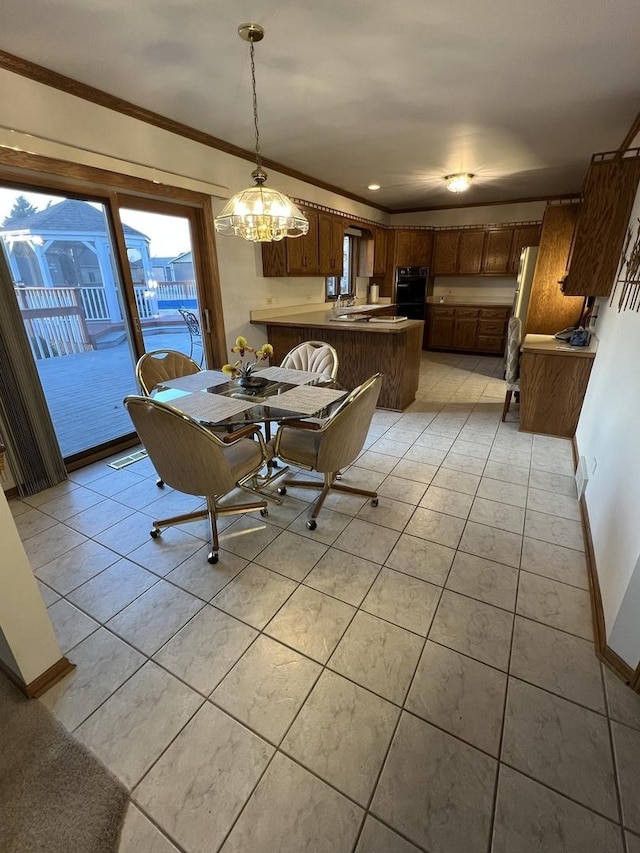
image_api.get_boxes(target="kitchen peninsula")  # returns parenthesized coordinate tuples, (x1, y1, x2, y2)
(251, 306, 423, 410)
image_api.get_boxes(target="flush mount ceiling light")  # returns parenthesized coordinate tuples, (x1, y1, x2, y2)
(443, 173, 475, 193)
(214, 23, 308, 243)
(368, 183, 381, 191)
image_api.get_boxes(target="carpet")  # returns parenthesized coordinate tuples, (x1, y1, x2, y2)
(0, 670, 129, 853)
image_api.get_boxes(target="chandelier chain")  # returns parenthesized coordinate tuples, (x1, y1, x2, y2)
(249, 39, 262, 171)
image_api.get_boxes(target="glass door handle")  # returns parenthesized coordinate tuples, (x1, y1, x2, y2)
(203, 308, 212, 334)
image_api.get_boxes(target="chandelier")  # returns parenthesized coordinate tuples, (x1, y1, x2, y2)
(214, 24, 309, 243)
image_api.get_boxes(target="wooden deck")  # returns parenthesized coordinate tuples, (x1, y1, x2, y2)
(36, 329, 199, 457)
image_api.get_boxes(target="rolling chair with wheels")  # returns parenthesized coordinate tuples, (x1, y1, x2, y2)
(124, 396, 269, 564)
(136, 349, 202, 488)
(270, 373, 383, 529)
(280, 340, 339, 379)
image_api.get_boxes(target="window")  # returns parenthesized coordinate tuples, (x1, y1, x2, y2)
(326, 234, 357, 300)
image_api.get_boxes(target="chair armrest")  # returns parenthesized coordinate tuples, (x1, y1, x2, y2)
(281, 419, 324, 431)
(219, 424, 261, 443)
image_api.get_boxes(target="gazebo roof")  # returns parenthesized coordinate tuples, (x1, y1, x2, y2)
(1, 199, 148, 239)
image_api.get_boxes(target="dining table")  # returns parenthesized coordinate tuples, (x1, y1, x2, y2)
(152, 366, 348, 435)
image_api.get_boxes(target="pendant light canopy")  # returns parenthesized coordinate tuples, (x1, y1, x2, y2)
(214, 24, 309, 243)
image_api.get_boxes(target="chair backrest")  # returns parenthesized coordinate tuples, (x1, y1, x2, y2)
(178, 309, 201, 337)
(315, 373, 383, 472)
(124, 396, 236, 496)
(505, 317, 522, 388)
(136, 349, 201, 395)
(280, 340, 339, 379)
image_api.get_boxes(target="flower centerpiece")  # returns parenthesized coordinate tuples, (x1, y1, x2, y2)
(222, 337, 273, 388)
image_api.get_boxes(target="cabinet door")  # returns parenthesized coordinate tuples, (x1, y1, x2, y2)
(331, 218, 345, 275)
(411, 231, 433, 268)
(563, 157, 640, 297)
(433, 231, 460, 274)
(453, 317, 478, 350)
(373, 228, 388, 276)
(287, 208, 318, 275)
(318, 214, 344, 275)
(483, 228, 514, 274)
(457, 230, 486, 274)
(396, 230, 415, 267)
(509, 225, 541, 273)
(427, 308, 455, 348)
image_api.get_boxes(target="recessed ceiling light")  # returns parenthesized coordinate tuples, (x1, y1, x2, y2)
(368, 183, 381, 191)
(443, 173, 475, 193)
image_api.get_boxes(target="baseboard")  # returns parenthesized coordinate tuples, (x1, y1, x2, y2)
(572, 439, 638, 688)
(0, 656, 75, 698)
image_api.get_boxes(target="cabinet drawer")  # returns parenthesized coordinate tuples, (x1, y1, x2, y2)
(479, 308, 509, 319)
(455, 308, 480, 318)
(478, 320, 505, 336)
(430, 306, 455, 317)
(476, 335, 505, 353)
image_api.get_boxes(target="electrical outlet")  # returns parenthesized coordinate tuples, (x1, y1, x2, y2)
(266, 296, 273, 305)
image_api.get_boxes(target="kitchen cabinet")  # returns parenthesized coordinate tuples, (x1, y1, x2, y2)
(483, 228, 514, 274)
(509, 224, 542, 273)
(433, 231, 460, 274)
(524, 204, 584, 336)
(426, 304, 510, 354)
(562, 155, 640, 297)
(373, 228, 388, 277)
(395, 229, 433, 268)
(457, 230, 486, 274)
(318, 213, 345, 276)
(262, 208, 345, 277)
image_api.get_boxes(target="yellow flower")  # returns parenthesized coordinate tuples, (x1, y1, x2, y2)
(221, 363, 236, 375)
(235, 336, 248, 348)
(262, 343, 274, 357)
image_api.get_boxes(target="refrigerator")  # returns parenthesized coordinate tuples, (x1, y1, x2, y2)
(511, 246, 539, 326)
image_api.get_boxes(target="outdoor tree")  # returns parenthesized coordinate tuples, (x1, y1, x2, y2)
(2, 195, 39, 227)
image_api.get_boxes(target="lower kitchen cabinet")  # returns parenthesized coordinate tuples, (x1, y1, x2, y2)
(426, 304, 510, 354)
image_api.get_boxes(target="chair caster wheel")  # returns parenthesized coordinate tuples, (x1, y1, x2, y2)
(371, 497, 379, 507)
(278, 486, 287, 495)
(207, 552, 219, 564)
(150, 528, 161, 539)
(260, 507, 269, 517)
(272, 460, 280, 469)
(156, 478, 164, 488)
(306, 519, 317, 531)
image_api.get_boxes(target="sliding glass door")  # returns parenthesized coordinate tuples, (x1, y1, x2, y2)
(0, 186, 217, 463)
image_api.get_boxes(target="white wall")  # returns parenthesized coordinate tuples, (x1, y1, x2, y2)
(575, 183, 640, 669)
(432, 275, 516, 303)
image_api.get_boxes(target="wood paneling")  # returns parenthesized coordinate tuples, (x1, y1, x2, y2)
(563, 157, 640, 297)
(266, 322, 423, 410)
(525, 204, 584, 336)
(457, 230, 485, 274)
(483, 228, 514, 273)
(519, 351, 594, 436)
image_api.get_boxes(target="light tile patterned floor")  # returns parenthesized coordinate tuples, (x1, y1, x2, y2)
(11, 351, 640, 853)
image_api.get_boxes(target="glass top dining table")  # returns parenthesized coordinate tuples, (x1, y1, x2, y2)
(152, 368, 348, 430)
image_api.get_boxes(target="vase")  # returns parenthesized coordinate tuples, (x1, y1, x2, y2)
(237, 374, 269, 390)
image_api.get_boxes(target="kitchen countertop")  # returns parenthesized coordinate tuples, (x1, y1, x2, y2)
(251, 309, 423, 334)
(521, 333, 598, 358)
(425, 297, 513, 307)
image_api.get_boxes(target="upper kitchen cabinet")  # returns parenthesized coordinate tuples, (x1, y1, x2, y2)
(263, 207, 346, 277)
(318, 213, 345, 276)
(457, 229, 486, 274)
(562, 154, 640, 297)
(395, 229, 433, 268)
(433, 230, 460, 274)
(372, 228, 388, 277)
(508, 224, 542, 273)
(483, 228, 514, 274)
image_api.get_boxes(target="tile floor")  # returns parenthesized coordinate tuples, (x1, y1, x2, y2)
(10, 351, 640, 853)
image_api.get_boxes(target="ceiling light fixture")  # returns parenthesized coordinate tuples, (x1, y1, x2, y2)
(214, 23, 308, 243)
(443, 173, 475, 193)
(368, 184, 381, 191)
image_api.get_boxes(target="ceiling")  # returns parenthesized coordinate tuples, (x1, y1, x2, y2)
(0, 0, 639, 210)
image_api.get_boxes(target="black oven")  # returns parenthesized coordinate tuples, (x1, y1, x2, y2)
(396, 267, 428, 319)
